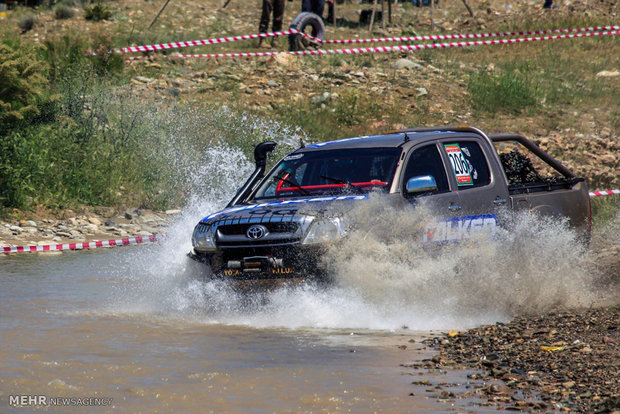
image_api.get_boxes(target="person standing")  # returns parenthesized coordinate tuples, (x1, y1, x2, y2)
(258, 0, 286, 48)
(302, 0, 325, 19)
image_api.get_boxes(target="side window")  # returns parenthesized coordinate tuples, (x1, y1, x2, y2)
(402, 144, 449, 194)
(443, 141, 490, 189)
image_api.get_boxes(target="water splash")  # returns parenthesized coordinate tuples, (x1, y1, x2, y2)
(324, 194, 602, 321)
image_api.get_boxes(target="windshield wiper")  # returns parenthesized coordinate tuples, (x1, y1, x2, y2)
(273, 174, 311, 196)
(320, 175, 365, 194)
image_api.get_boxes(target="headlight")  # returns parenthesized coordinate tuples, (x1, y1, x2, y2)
(192, 224, 216, 252)
(302, 217, 347, 245)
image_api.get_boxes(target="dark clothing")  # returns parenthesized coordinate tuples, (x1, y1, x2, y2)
(259, 0, 286, 33)
(302, 0, 325, 18)
(543, 0, 553, 8)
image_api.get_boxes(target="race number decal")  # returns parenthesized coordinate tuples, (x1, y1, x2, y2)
(444, 144, 473, 186)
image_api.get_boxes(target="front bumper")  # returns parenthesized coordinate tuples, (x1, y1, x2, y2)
(189, 244, 326, 281)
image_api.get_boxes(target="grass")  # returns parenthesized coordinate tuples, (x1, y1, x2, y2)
(468, 69, 540, 114)
(591, 196, 620, 229)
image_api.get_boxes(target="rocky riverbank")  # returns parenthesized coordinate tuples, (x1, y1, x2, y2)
(0, 208, 178, 248)
(405, 306, 619, 413)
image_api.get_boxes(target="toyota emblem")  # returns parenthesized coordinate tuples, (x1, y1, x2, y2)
(246, 225, 268, 239)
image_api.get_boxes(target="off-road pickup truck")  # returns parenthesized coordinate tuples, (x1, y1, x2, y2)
(189, 126, 590, 280)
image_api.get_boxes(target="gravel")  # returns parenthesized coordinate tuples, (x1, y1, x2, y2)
(414, 306, 619, 412)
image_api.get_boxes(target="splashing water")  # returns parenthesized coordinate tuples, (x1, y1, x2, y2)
(324, 194, 604, 321)
(104, 108, 609, 332)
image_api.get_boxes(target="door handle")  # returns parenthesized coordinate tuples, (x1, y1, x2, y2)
(448, 204, 462, 212)
(493, 198, 507, 206)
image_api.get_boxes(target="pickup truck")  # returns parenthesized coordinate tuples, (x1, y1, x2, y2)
(189, 126, 590, 282)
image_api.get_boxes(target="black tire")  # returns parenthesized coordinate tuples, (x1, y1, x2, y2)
(288, 12, 325, 52)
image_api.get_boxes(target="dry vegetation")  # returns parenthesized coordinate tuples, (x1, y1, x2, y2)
(0, 0, 618, 216)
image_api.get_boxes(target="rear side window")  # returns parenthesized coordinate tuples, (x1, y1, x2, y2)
(402, 144, 449, 194)
(443, 141, 490, 189)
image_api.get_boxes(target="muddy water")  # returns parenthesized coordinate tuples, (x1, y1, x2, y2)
(0, 248, 507, 413)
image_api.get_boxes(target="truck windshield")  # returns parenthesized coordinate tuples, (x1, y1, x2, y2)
(251, 147, 402, 201)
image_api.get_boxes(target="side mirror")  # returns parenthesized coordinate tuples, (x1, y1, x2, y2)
(406, 175, 437, 195)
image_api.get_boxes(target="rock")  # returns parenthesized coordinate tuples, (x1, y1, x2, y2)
(393, 58, 422, 70)
(88, 217, 102, 226)
(595, 70, 620, 78)
(311, 92, 331, 105)
(416, 87, 428, 97)
(83, 224, 98, 233)
(134, 76, 154, 84)
(138, 212, 160, 223)
(272, 53, 297, 68)
(164, 209, 181, 215)
(165, 87, 180, 97)
(488, 384, 512, 395)
(124, 209, 140, 220)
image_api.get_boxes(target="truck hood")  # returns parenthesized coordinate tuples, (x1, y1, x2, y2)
(200, 194, 369, 223)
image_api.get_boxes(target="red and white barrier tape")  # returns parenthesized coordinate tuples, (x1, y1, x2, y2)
(1, 235, 159, 254)
(322, 25, 620, 44)
(114, 25, 617, 57)
(116, 29, 300, 54)
(127, 30, 619, 60)
(589, 189, 620, 197)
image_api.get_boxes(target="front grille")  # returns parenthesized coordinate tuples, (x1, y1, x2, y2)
(218, 222, 299, 236)
(216, 239, 300, 247)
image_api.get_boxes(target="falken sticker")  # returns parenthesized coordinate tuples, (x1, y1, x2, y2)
(423, 214, 498, 244)
(444, 143, 473, 186)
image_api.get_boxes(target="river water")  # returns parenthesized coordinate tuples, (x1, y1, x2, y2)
(0, 247, 512, 413)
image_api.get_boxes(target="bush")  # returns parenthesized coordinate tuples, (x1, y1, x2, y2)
(42, 33, 123, 82)
(84, 2, 112, 21)
(18, 15, 37, 32)
(468, 70, 540, 114)
(0, 42, 53, 134)
(54, 5, 76, 19)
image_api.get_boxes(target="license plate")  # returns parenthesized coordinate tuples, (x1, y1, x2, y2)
(223, 268, 296, 277)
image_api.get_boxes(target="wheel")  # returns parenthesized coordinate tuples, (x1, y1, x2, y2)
(288, 12, 325, 51)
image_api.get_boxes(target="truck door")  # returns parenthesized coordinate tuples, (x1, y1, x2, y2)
(401, 142, 461, 215)
(439, 138, 510, 215)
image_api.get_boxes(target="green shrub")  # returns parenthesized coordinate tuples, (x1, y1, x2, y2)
(42, 33, 123, 82)
(84, 3, 111, 21)
(468, 69, 540, 114)
(18, 15, 37, 33)
(0, 42, 53, 134)
(54, 5, 76, 19)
